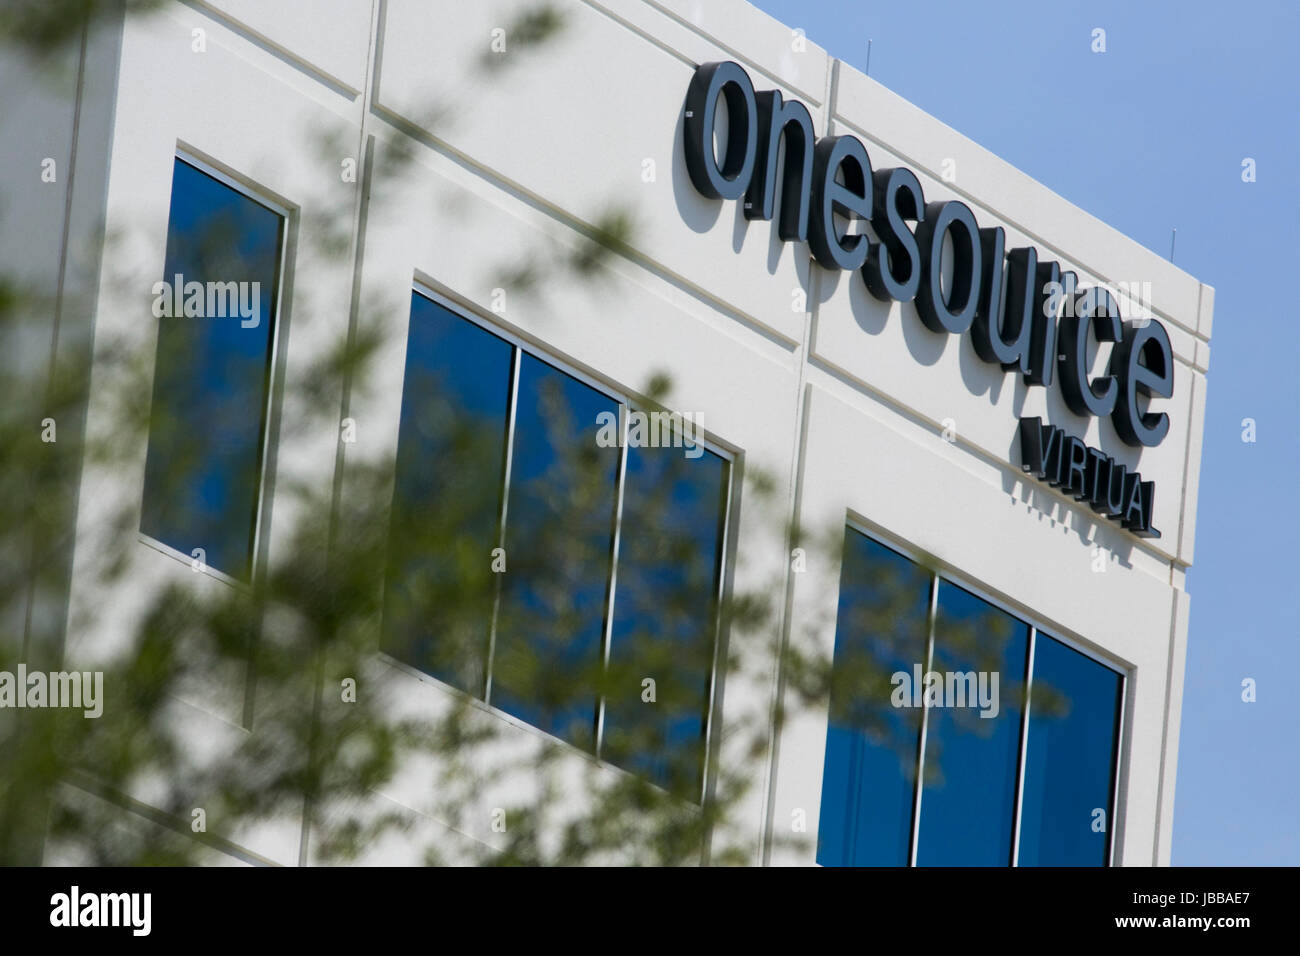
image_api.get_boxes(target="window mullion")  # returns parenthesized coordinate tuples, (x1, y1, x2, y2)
(909, 573, 939, 867)
(1010, 625, 1037, 867)
(594, 405, 630, 760)
(483, 345, 522, 707)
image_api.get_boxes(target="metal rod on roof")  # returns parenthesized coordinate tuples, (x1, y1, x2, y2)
(866, 38, 873, 76)
(1170, 228, 1177, 262)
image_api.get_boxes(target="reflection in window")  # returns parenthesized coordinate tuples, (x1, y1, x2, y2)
(381, 293, 731, 795)
(601, 444, 728, 798)
(915, 581, 1029, 865)
(491, 355, 620, 750)
(381, 295, 513, 694)
(817, 530, 932, 866)
(817, 526, 1124, 867)
(1018, 634, 1122, 866)
(140, 157, 283, 581)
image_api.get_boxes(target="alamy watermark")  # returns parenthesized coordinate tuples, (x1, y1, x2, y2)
(0, 665, 103, 718)
(152, 273, 261, 328)
(891, 665, 1000, 719)
(595, 406, 704, 459)
(50, 886, 150, 936)
(1043, 278, 1154, 325)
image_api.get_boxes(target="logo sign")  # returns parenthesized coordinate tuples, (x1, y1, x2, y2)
(681, 61, 1172, 538)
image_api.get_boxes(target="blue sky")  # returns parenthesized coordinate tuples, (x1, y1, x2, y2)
(747, 0, 1299, 864)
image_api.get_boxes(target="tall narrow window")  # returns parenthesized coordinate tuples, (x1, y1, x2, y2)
(601, 441, 728, 798)
(817, 530, 932, 866)
(1017, 634, 1122, 866)
(140, 157, 284, 582)
(915, 582, 1029, 865)
(381, 294, 514, 694)
(491, 355, 620, 750)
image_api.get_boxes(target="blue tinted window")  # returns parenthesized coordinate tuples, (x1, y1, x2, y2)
(915, 582, 1029, 865)
(381, 294, 514, 693)
(817, 530, 932, 866)
(379, 298, 732, 792)
(601, 442, 728, 798)
(140, 158, 283, 581)
(1017, 635, 1122, 866)
(490, 355, 620, 750)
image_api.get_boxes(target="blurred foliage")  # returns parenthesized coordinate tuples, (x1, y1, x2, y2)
(0, 0, 163, 57)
